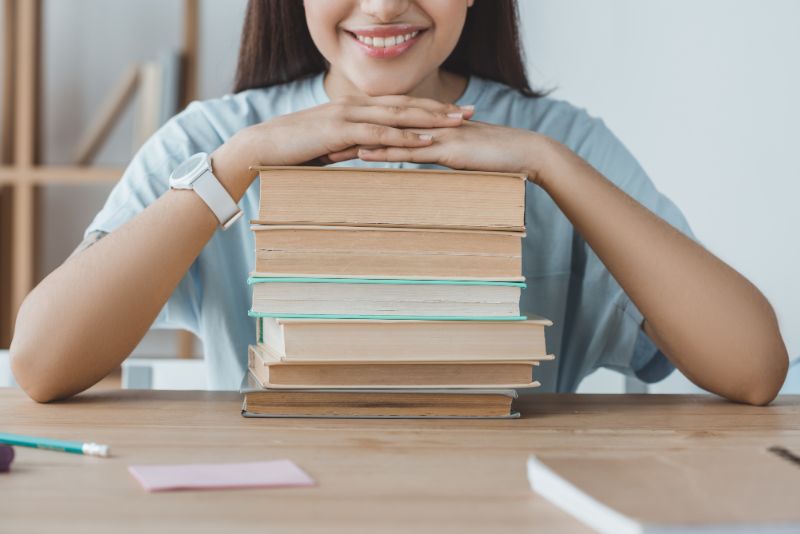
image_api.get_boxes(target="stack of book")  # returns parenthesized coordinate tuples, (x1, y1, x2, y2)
(242, 166, 554, 418)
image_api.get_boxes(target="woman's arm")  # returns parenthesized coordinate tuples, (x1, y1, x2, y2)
(536, 140, 788, 405)
(10, 96, 471, 402)
(11, 183, 224, 402)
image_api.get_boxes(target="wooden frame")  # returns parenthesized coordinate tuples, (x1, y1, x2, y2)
(0, 0, 200, 350)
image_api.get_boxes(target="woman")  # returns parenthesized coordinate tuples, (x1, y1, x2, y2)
(11, 0, 788, 403)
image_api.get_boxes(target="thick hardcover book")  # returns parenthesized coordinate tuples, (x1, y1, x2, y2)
(255, 316, 552, 362)
(252, 166, 527, 231)
(251, 224, 524, 281)
(240, 373, 522, 419)
(247, 345, 541, 389)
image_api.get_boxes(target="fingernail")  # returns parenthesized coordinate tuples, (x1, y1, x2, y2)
(419, 134, 433, 141)
(447, 112, 463, 119)
(460, 105, 475, 111)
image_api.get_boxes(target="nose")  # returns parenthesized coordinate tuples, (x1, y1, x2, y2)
(359, 0, 411, 23)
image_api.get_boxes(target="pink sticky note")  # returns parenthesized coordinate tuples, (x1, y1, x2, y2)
(128, 459, 315, 492)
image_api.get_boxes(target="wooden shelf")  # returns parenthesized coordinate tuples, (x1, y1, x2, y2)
(0, 165, 126, 185)
(0, 0, 200, 349)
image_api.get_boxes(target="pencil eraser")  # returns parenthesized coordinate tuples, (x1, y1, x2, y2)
(0, 445, 14, 472)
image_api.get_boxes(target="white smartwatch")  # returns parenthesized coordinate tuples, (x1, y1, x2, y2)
(169, 152, 243, 229)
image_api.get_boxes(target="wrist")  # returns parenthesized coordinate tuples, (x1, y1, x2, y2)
(525, 135, 569, 191)
(211, 128, 260, 201)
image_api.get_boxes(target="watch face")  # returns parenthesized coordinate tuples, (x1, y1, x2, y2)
(170, 152, 208, 187)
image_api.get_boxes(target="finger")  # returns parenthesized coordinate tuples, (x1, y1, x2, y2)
(346, 123, 434, 148)
(362, 94, 473, 116)
(326, 147, 360, 163)
(343, 104, 465, 128)
(303, 156, 330, 166)
(357, 145, 439, 164)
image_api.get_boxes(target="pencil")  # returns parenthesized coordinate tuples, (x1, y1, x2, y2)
(0, 432, 110, 457)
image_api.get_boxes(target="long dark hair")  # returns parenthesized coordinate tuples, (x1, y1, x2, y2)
(234, 0, 542, 97)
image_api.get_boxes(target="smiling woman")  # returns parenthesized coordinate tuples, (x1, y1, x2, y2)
(9, 0, 788, 404)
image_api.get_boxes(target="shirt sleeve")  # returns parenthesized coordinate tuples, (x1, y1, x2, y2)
(83, 103, 223, 336)
(563, 111, 697, 386)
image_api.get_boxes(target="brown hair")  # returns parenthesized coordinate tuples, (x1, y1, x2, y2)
(234, 0, 542, 97)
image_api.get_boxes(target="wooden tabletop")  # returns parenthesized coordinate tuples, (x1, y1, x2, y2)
(2, 389, 799, 533)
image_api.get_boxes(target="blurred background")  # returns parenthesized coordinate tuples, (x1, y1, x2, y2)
(1, 0, 798, 393)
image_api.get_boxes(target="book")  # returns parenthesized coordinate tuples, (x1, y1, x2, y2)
(253, 166, 526, 231)
(240, 165, 556, 418)
(248, 345, 541, 389)
(527, 450, 800, 533)
(252, 225, 524, 280)
(256, 317, 553, 362)
(248, 277, 526, 319)
(240, 373, 521, 418)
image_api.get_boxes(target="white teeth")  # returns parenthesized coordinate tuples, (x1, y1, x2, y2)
(355, 31, 420, 48)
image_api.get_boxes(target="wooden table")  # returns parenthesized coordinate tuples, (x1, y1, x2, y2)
(2, 389, 799, 533)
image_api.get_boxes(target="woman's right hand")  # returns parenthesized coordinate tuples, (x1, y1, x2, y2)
(211, 94, 474, 197)
(255, 94, 474, 165)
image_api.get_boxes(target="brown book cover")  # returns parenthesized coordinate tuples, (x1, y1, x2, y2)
(256, 316, 552, 362)
(252, 224, 524, 280)
(252, 166, 526, 231)
(241, 372, 521, 418)
(248, 344, 541, 389)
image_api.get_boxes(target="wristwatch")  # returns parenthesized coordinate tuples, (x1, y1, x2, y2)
(169, 152, 243, 229)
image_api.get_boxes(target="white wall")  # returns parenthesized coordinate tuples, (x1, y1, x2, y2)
(519, 0, 800, 357)
(520, 0, 800, 392)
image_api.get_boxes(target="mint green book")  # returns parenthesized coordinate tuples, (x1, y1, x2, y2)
(248, 276, 526, 320)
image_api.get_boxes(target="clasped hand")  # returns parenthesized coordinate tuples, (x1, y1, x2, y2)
(238, 94, 551, 184)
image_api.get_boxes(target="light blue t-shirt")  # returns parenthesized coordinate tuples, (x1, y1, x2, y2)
(86, 72, 694, 392)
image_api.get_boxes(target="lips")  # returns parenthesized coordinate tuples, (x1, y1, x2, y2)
(345, 25, 428, 59)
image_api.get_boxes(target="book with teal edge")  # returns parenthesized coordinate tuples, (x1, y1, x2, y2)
(248, 276, 528, 321)
(248, 276, 526, 287)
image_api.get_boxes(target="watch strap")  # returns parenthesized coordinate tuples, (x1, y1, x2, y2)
(193, 168, 243, 229)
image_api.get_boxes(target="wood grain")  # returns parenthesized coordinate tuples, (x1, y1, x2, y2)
(1, 389, 798, 533)
(180, 0, 199, 107)
(10, 183, 34, 318)
(7, 0, 39, 339)
(0, 186, 11, 347)
(0, 0, 15, 345)
(1, 0, 15, 165)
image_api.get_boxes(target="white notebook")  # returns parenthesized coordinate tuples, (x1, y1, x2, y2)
(527, 449, 800, 534)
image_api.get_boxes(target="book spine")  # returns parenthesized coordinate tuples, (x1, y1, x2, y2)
(247, 276, 526, 288)
(248, 311, 528, 321)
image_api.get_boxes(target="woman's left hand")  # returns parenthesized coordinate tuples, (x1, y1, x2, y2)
(350, 119, 554, 184)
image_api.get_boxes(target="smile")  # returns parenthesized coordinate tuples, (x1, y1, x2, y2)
(345, 25, 427, 59)
(355, 31, 419, 48)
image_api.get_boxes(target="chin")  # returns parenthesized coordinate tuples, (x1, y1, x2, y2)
(350, 72, 422, 97)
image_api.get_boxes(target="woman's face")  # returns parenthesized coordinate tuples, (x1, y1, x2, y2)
(304, 0, 473, 96)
